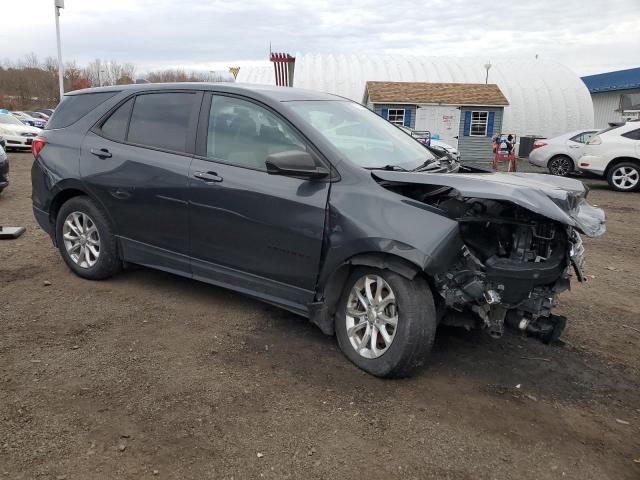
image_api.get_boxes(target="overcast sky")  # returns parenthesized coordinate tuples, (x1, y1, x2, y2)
(2, 0, 638, 76)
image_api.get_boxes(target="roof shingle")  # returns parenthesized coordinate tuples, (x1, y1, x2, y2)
(365, 81, 509, 106)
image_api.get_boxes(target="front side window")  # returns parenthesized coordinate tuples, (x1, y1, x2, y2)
(127, 92, 197, 153)
(288, 100, 436, 170)
(206, 95, 306, 170)
(470, 111, 488, 136)
(387, 109, 405, 126)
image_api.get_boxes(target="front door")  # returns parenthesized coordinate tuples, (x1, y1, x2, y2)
(415, 105, 461, 148)
(188, 94, 330, 311)
(80, 91, 201, 274)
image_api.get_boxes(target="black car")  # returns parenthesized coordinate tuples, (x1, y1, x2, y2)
(31, 83, 606, 377)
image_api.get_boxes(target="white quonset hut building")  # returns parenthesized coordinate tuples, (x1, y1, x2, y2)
(237, 54, 594, 146)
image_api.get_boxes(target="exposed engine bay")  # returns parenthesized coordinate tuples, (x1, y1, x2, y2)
(378, 171, 602, 344)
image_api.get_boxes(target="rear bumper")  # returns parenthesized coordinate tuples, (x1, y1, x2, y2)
(33, 205, 54, 238)
(576, 155, 606, 176)
(528, 149, 548, 168)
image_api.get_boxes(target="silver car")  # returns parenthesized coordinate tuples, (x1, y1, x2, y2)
(529, 129, 598, 176)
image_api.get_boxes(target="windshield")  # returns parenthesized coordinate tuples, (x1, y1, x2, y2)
(0, 114, 24, 126)
(288, 100, 436, 169)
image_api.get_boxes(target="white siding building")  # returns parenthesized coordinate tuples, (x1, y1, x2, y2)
(581, 67, 640, 128)
(237, 54, 594, 139)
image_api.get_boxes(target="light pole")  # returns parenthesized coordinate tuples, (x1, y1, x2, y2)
(54, 0, 65, 100)
(484, 62, 492, 84)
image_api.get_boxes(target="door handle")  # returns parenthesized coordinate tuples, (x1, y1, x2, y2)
(90, 148, 112, 159)
(193, 171, 223, 183)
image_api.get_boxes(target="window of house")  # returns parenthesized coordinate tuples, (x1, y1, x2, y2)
(387, 109, 405, 126)
(206, 95, 307, 171)
(470, 111, 488, 136)
(127, 92, 198, 153)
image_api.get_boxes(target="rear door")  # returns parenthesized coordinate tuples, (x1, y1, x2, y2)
(187, 93, 331, 311)
(566, 130, 597, 161)
(80, 90, 202, 274)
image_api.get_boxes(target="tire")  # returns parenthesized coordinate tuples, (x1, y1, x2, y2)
(547, 155, 573, 176)
(335, 267, 437, 378)
(55, 196, 121, 280)
(606, 162, 640, 192)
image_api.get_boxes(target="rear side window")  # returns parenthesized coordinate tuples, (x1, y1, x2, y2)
(622, 128, 640, 140)
(99, 98, 133, 142)
(127, 93, 197, 153)
(47, 92, 118, 129)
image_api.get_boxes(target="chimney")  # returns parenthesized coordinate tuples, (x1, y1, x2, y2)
(270, 53, 295, 87)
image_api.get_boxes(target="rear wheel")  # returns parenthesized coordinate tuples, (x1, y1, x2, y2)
(335, 268, 436, 378)
(607, 162, 640, 192)
(547, 155, 573, 176)
(55, 196, 121, 280)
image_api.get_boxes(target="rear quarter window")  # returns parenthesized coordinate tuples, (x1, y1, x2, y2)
(47, 92, 118, 130)
(621, 128, 640, 140)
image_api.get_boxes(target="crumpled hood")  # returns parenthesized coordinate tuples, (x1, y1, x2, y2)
(373, 170, 606, 237)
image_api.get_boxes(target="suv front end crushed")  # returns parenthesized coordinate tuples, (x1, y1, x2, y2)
(373, 170, 606, 343)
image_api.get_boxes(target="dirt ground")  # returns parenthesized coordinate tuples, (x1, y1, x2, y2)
(1, 152, 639, 480)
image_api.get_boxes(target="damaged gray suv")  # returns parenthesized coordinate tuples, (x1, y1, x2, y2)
(31, 84, 606, 377)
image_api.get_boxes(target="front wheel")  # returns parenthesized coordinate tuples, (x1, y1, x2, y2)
(335, 268, 437, 378)
(548, 155, 573, 176)
(607, 162, 640, 192)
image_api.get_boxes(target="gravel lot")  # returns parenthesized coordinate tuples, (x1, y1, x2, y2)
(1, 152, 639, 479)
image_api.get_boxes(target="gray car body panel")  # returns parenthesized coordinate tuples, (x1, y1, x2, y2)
(372, 170, 606, 238)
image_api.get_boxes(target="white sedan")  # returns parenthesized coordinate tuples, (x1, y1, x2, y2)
(529, 129, 598, 176)
(0, 113, 41, 150)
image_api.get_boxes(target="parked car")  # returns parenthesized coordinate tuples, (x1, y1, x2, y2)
(26, 111, 50, 121)
(12, 111, 46, 129)
(398, 126, 461, 162)
(0, 143, 8, 193)
(0, 113, 41, 150)
(31, 84, 605, 377)
(35, 108, 55, 117)
(579, 122, 640, 192)
(529, 129, 598, 176)
(429, 139, 460, 160)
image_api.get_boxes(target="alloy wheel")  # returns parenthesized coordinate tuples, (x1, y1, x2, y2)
(611, 166, 639, 190)
(62, 211, 101, 268)
(549, 157, 572, 176)
(345, 274, 398, 359)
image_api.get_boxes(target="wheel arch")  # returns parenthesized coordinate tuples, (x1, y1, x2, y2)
(310, 252, 429, 336)
(604, 156, 640, 177)
(49, 186, 115, 245)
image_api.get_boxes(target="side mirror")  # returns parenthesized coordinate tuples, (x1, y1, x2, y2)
(265, 150, 329, 179)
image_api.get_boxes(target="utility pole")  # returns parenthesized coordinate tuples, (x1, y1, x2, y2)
(54, 0, 65, 100)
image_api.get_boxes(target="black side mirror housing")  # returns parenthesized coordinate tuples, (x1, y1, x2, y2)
(265, 151, 329, 179)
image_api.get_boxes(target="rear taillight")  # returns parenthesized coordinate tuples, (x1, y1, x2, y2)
(532, 142, 547, 150)
(32, 136, 47, 158)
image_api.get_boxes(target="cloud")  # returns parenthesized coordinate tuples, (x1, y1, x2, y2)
(1, 0, 637, 75)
